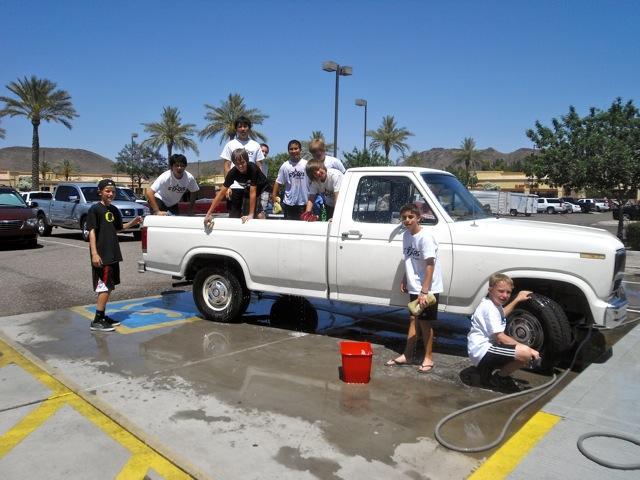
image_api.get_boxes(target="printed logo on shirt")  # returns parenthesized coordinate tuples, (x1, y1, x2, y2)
(105, 211, 115, 223)
(404, 246, 421, 258)
(167, 185, 187, 193)
(288, 171, 306, 179)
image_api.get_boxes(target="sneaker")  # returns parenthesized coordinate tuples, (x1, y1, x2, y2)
(90, 318, 115, 332)
(104, 315, 121, 327)
(488, 373, 521, 393)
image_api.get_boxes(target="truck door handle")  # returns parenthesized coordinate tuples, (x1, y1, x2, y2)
(341, 230, 363, 240)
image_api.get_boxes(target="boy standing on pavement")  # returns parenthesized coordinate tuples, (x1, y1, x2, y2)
(467, 273, 540, 391)
(308, 138, 345, 173)
(386, 203, 443, 373)
(146, 154, 199, 215)
(88, 179, 143, 332)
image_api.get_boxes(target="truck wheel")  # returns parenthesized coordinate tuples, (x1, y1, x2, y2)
(510, 209, 517, 216)
(546, 207, 554, 214)
(81, 217, 90, 242)
(37, 214, 52, 236)
(506, 293, 573, 368)
(193, 266, 244, 322)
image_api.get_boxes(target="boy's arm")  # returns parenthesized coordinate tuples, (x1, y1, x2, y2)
(242, 186, 257, 223)
(305, 194, 316, 213)
(122, 216, 143, 230)
(271, 182, 280, 204)
(503, 290, 532, 317)
(89, 229, 102, 267)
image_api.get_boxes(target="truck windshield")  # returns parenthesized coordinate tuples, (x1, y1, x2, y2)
(422, 173, 490, 221)
(81, 187, 132, 202)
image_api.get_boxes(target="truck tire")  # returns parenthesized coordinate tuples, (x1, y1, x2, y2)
(193, 266, 244, 322)
(81, 216, 90, 242)
(37, 214, 52, 236)
(506, 293, 573, 368)
(546, 207, 554, 214)
(510, 209, 517, 216)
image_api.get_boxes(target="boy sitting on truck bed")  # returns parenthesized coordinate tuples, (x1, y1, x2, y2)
(467, 273, 540, 392)
(304, 159, 343, 220)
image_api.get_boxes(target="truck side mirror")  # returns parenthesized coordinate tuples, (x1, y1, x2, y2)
(68, 196, 79, 203)
(29, 201, 38, 208)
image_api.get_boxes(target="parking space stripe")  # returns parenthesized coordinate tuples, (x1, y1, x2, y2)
(0, 338, 194, 479)
(468, 411, 560, 479)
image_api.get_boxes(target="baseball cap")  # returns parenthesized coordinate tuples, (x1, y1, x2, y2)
(97, 179, 116, 190)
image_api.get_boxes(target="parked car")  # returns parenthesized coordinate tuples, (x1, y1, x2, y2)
(564, 202, 582, 213)
(0, 186, 38, 248)
(578, 198, 609, 212)
(536, 197, 566, 214)
(21, 191, 53, 204)
(612, 203, 640, 221)
(119, 187, 148, 206)
(561, 197, 588, 213)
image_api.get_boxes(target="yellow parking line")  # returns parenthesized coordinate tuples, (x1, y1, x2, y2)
(468, 411, 560, 479)
(0, 338, 193, 479)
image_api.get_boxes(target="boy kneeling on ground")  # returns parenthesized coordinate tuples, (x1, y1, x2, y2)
(467, 273, 540, 391)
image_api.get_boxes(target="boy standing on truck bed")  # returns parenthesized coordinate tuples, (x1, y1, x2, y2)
(220, 116, 265, 177)
(146, 154, 199, 215)
(307, 138, 345, 173)
(467, 273, 540, 392)
(386, 203, 443, 373)
(88, 179, 143, 332)
(272, 140, 308, 220)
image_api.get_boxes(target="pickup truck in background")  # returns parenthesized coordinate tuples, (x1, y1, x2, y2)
(30, 182, 149, 241)
(139, 167, 627, 366)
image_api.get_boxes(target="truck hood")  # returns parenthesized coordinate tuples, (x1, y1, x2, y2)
(449, 217, 623, 254)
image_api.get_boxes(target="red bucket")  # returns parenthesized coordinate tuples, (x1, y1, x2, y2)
(340, 341, 373, 384)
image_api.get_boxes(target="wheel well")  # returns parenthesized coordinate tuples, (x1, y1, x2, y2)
(513, 278, 592, 326)
(185, 254, 247, 288)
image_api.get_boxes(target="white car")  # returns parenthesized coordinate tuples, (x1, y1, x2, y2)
(565, 202, 582, 213)
(578, 198, 609, 212)
(20, 191, 53, 205)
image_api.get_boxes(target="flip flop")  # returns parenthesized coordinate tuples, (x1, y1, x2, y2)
(385, 358, 411, 367)
(417, 364, 435, 374)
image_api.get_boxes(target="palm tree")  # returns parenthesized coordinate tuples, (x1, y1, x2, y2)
(0, 118, 5, 139)
(455, 137, 479, 186)
(40, 158, 51, 185)
(141, 106, 199, 160)
(55, 159, 78, 181)
(0, 76, 78, 190)
(367, 115, 413, 163)
(199, 93, 268, 145)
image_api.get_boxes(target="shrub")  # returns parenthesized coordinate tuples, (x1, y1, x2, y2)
(627, 222, 640, 250)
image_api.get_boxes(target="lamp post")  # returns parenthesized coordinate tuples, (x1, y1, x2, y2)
(355, 98, 367, 153)
(322, 61, 352, 157)
(130, 132, 138, 189)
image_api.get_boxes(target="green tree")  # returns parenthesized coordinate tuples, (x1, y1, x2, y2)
(267, 152, 289, 182)
(526, 98, 640, 239)
(199, 93, 268, 145)
(342, 148, 390, 169)
(403, 150, 423, 167)
(0, 76, 78, 190)
(40, 158, 51, 183)
(55, 159, 78, 181)
(367, 115, 413, 163)
(141, 106, 199, 160)
(454, 137, 480, 186)
(115, 143, 167, 189)
(445, 166, 478, 188)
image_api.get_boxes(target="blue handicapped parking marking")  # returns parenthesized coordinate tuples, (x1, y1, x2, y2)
(74, 291, 202, 333)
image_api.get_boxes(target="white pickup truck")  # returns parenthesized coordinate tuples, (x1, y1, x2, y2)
(139, 167, 627, 363)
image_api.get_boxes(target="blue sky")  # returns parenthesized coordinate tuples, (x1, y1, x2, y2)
(1, 0, 639, 162)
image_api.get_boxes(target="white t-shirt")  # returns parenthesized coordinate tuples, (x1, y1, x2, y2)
(150, 170, 199, 207)
(323, 155, 345, 173)
(309, 169, 343, 207)
(276, 159, 309, 206)
(220, 138, 265, 165)
(467, 297, 506, 366)
(402, 228, 443, 295)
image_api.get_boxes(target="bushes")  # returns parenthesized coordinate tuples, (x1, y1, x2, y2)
(627, 222, 640, 250)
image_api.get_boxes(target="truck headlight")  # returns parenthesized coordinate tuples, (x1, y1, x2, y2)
(25, 218, 38, 227)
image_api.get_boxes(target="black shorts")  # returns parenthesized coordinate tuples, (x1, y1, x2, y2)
(409, 293, 439, 321)
(228, 190, 264, 218)
(477, 344, 517, 375)
(156, 198, 179, 215)
(92, 263, 120, 292)
(283, 204, 305, 220)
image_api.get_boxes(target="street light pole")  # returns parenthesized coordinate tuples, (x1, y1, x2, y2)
(130, 132, 138, 190)
(355, 98, 367, 152)
(322, 61, 352, 157)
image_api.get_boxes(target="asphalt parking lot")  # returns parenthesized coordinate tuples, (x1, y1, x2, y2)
(0, 212, 638, 479)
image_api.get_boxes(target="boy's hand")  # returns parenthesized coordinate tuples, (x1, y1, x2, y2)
(91, 253, 102, 268)
(204, 214, 214, 229)
(241, 213, 253, 224)
(515, 290, 532, 303)
(133, 216, 143, 225)
(400, 281, 407, 293)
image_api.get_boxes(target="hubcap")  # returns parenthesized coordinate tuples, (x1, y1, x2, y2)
(202, 275, 232, 311)
(37, 217, 46, 235)
(506, 311, 544, 350)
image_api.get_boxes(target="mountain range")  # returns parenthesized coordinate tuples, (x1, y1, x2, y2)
(0, 146, 534, 174)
